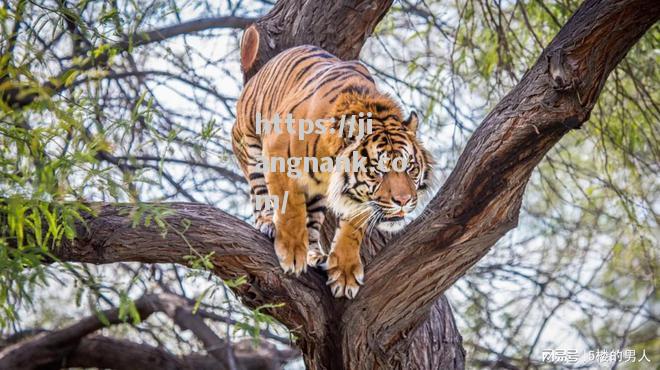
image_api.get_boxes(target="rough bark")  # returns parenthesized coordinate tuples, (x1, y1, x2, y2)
(41, 202, 463, 369)
(242, 0, 394, 82)
(6, 0, 659, 369)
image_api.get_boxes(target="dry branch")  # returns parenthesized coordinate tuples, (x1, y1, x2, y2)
(1, 16, 254, 108)
(0, 293, 297, 370)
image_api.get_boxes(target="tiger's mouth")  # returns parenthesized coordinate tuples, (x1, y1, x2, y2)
(375, 207, 413, 232)
(382, 215, 405, 222)
(378, 204, 415, 221)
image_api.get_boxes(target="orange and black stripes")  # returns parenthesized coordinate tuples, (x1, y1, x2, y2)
(232, 44, 433, 298)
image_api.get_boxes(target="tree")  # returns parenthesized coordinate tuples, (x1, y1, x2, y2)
(1, 0, 658, 369)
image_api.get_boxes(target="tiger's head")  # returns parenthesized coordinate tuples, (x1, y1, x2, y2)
(327, 95, 435, 233)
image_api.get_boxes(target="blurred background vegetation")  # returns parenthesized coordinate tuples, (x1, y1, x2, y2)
(0, 0, 657, 368)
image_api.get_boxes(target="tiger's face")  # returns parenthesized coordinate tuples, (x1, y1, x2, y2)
(328, 112, 434, 232)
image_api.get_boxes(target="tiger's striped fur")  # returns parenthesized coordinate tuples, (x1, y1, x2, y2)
(232, 39, 433, 298)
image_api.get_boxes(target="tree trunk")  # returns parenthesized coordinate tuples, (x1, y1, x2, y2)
(242, 1, 466, 367)
(242, 0, 394, 82)
(8, 0, 659, 369)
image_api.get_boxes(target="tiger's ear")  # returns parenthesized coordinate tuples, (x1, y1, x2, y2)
(403, 111, 419, 133)
(240, 25, 260, 74)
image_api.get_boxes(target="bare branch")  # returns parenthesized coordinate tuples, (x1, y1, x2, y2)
(65, 335, 219, 370)
(0, 293, 298, 370)
(154, 292, 239, 369)
(0, 295, 160, 369)
(1, 16, 255, 108)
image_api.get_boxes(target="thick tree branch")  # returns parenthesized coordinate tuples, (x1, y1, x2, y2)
(33, 201, 459, 369)
(46, 203, 335, 352)
(4, 335, 295, 370)
(123, 17, 256, 48)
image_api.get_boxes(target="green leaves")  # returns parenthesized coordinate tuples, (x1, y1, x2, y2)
(0, 196, 92, 330)
(2, 198, 89, 250)
(183, 251, 216, 271)
(234, 302, 286, 342)
(118, 292, 142, 325)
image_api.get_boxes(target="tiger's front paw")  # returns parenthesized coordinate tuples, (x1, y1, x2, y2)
(274, 238, 308, 276)
(323, 253, 363, 299)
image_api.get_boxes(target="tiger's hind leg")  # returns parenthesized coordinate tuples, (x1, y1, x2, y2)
(232, 125, 275, 239)
(305, 193, 327, 267)
(250, 171, 275, 239)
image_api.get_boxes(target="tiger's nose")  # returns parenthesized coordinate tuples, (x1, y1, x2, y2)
(392, 194, 412, 206)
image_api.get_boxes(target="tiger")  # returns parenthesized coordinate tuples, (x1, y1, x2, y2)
(231, 26, 434, 299)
